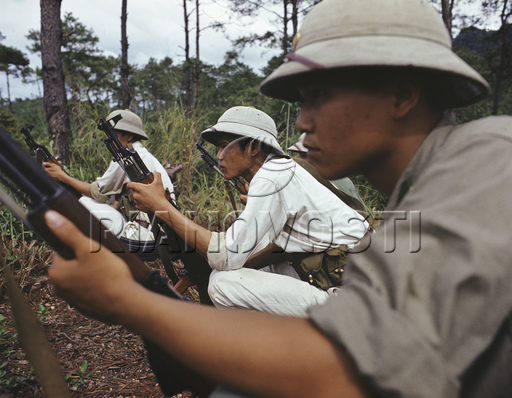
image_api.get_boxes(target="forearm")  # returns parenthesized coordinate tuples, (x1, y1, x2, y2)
(59, 174, 92, 197)
(118, 285, 368, 398)
(44, 162, 92, 197)
(155, 202, 212, 258)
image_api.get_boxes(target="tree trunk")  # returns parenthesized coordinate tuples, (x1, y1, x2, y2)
(282, 0, 289, 55)
(40, 0, 71, 165)
(68, 71, 83, 132)
(291, 0, 299, 49)
(492, 0, 510, 115)
(191, 0, 200, 113)
(441, 0, 456, 123)
(441, 0, 454, 40)
(183, 0, 192, 118)
(121, 0, 131, 109)
(5, 70, 12, 112)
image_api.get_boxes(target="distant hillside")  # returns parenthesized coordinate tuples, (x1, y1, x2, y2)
(454, 25, 512, 56)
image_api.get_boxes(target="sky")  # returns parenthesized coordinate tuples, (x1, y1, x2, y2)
(0, 0, 502, 102)
(0, 0, 282, 100)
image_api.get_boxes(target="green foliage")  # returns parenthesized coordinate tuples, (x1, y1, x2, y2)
(0, 107, 17, 133)
(0, 362, 29, 391)
(0, 314, 17, 347)
(0, 315, 30, 391)
(65, 360, 95, 387)
(454, 25, 512, 117)
(131, 57, 180, 110)
(10, 98, 46, 137)
(0, 206, 34, 252)
(0, 44, 29, 71)
(37, 304, 48, 323)
(351, 175, 388, 216)
(0, 37, 31, 107)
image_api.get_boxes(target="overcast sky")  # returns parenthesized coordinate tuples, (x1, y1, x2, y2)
(0, 0, 281, 100)
(0, 0, 501, 102)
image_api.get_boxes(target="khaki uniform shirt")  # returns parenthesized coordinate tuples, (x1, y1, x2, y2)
(309, 116, 512, 397)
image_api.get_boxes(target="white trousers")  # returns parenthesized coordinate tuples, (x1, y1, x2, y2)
(79, 197, 126, 237)
(78, 197, 154, 241)
(207, 264, 336, 317)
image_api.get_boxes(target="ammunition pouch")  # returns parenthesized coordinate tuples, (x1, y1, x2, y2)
(289, 245, 348, 290)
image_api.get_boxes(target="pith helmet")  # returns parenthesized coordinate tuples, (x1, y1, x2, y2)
(287, 133, 307, 153)
(201, 106, 284, 155)
(107, 109, 148, 140)
(260, 0, 490, 108)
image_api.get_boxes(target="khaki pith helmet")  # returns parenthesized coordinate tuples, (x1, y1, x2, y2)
(201, 106, 285, 155)
(260, 0, 490, 108)
(107, 109, 148, 140)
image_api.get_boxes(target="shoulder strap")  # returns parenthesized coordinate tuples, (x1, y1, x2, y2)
(294, 158, 369, 218)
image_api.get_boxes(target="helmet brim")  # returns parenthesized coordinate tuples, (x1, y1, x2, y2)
(261, 35, 490, 108)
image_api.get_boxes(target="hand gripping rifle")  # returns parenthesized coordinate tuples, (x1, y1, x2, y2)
(20, 126, 81, 198)
(0, 125, 216, 397)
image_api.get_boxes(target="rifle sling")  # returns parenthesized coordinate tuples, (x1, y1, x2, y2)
(151, 220, 180, 286)
(224, 180, 238, 212)
(2, 255, 72, 397)
(294, 158, 369, 218)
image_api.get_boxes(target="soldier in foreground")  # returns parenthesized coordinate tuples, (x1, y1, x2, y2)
(46, 0, 512, 397)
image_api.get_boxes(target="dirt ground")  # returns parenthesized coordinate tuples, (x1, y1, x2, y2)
(0, 258, 200, 398)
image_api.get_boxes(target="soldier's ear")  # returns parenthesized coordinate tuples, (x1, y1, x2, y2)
(248, 139, 261, 156)
(392, 74, 421, 119)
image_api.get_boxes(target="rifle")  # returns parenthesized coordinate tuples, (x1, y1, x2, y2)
(21, 125, 57, 166)
(20, 126, 81, 198)
(0, 125, 216, 397)
(196, 139, 248, 195)
(97, 115, 212, 302)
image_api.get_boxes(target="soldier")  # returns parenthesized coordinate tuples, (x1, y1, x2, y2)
(44, 109, 174, 240)
(129, 105, 369, 316)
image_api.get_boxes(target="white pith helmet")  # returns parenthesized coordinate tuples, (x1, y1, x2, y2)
(107, 109, 148, 140)
(260, 0, 490, 108)
(201, 106, 284, 155)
